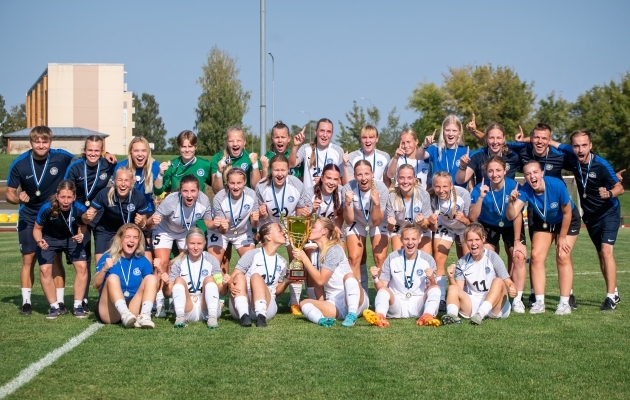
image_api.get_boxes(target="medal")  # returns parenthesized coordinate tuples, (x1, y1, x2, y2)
(498, 221, 505, 227)
(358, 187, 371, 224)
(85, 200, 90, 207)
(35, 190, 41, 197)
(543, 223, 548, 229)
(123, 291, 130, 298)
(403, 250, 419, 293)
(84, 160, 101, 206)
(532, 184, 549, 230)
(582, 193, 587, 199)
(262, 248, 279, 286)
(186, 255, 204, 294)
(233, 230, 238, 235)
(192, 295, 199, 303)
(577, 153, 593, 197)
(405, 292, 411, 298)
(30, 151, 50, 198)
(119, 257, 134, 299)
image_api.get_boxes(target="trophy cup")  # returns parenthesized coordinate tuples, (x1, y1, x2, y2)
(280, 214, 317, 281)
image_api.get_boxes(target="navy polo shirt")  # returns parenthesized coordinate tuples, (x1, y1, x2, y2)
(114, 159, 161, 213)
(467, 147, 520, 183)
(90, 187, 149, 233)
(36, 201, 87, 239)
(508, 142, 571, 179)
(64, 157, 116, 204)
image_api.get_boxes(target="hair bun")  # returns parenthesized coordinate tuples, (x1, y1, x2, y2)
(275, 120, 283, 125)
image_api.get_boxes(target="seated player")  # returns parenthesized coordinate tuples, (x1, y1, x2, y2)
(442, 223, 517, 325)
(364, 223, 441, 328)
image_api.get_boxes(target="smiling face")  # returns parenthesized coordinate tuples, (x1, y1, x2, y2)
(486, 128, 505, 154)
(84, 140, 103, 165)
(523, 162, 544, 191)
(56, 189, 76, 211)
(114, 170, 134, 198)
(401, 228, 420, 257)
(179, 139, 197, 161)
(433, 176, 452, 200)
(443, 123, 460, 146)
(271, 160, 289, 187)
(571, 133, 592, 163)
(121, 228, 140, 256)
(361, 131, 378, 154)
(320, 168, 340, 195)
(465, 231, 484, 257)
(227, 172, 246, 198)
(30, 137, 52, 159)
(180, 182, 199, 207)
(531, 128, 551, 156)
(227, 130, 246, 157)
(316, 121, 333, 148)
(186, 235, 206, 259)
(354, 164, 373, 192)
(131, 141, 149, 168)
(486, 161, 506, 186)
(271, 127, 290, 154)
(399, 133, 418, 157)
(397, 167, 416, 195)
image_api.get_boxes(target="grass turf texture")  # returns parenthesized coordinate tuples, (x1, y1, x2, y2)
(0, 231, 629, 399)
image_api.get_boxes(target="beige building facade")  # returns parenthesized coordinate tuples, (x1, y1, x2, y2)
(26, 63, 134, 154)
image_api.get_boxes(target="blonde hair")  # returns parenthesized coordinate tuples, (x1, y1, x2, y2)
(222, 126, 246, 179)
(127, 137, 155, 194)
(29, 126, 53, 142)
(400, 222, 421, 239)
(107, 223, 146, 265)
(437, 114, 464, 160)
(400, 128, 419, 143)
(108, 167, 135, 206)
(432, 171, 457, 218)
(361, 124, 378, 138)
(464, 222, 486, 242)
(169, 227, 206, 267)
(316, 217, 342, 262)
(389, 164, 422, 211)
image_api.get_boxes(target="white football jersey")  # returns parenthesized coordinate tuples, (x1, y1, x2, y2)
(297, 143, 345, 188)
(211, 187, 259, 236)
(304, 186, 342, 221)
(380, 250, 437, 297)
(455, 249, 510, 296)
(255, 175, 311, 225)
(347, 149, 391, 182)
(310, 244, 352, 300)
(386, 187, 432, 233)
(168, 252, 222, 294)
(341, 179, 389, 228)
(155, 192, 213, 237)
(235, 248, 288, 298)
(434, 186, 470, 232)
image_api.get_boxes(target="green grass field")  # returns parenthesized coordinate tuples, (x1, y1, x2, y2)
(0, 230, 629, 399)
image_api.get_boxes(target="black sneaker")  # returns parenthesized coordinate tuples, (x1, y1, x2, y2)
(20, 303, 32, 315)
(46, 307, 61, 319)
(614, 294, 621, 305)
(73, 306, 88, 318)
(438, 300, 446, 313)
(569, 294, 578, 310)
(600, 297, 616, 311)
(527, 293, 536, 308)
(240, 314, 252, 327)
(256, 314, 268, 328)
(81, 301, 90, 314)
(57, 302, 69, 315)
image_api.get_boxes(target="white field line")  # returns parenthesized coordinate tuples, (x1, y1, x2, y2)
(0, 323, 103, 399)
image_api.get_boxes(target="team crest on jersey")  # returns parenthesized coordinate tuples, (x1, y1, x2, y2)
(377, 160, 383, 167)
(456, 205, 461, 210)
(127, 204, 135, 212)
(241, 163, 249, 170)
(288, 196, 295, 203)
(133, 267, 141, 276)
(413, 206, 421, 213)
(588, 172, 597, 178)
(506, 164, 510, 171)
(201, 269, 209, 276)
(326, 158, 333, 165)
(290, 168, 296, 175)
(276, 265, 282, 272)
(416, 269, 423, 276)
(455, 160, 461, 167)
(244, 204, 251, 210)
(99, 172, 108, 180)
(421, 168, 428, 174)
(504, 195, 510, 203)
(197, 169, 205, 177)
(550, 202, 559, 209)
(546, 164, 553, 170)
(485, 266, 491, 274)
(50, 167, 58, 176)
(195, 213, 201, 218)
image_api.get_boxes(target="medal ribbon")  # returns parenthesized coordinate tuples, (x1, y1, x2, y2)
(117, 191, 133, 224)
(84, 160, 101, 201)
(404, 250, 419, 289)
(179, 195, 196, 231)
(186, 255, 204, 293)
(119, 257, 134, 297)
(60, 206, 74, 236)
(30, 152, 50, 193)
(490, 180, 507, 225)
(272, 181, 286, 219)
(358, 187, 371, 223)
(577, 153, 593, 195)
(261, 248, 278, 286)
(228, 191, 246, 231)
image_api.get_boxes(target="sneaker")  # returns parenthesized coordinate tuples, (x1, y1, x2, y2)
(530, 300, 546, 314)
(555, 302, 572, 315)
(568, 294, 578, 310)
(290, 304, 302, 316)
(318, 317, 336, 327)
(155, 305, 167, 318)
(174, 316, 187, 328)
(135, 313, 155, 329)
(167, 301, 175, 314)
(341, 312, 358, 327)
(441, 313, 461, 325)
(81, 301, 90, 314)
(600, 297, 617, 311)
(614, 294, 621, 305)
(527, 293, 536, 308)
(120, 311, 137, 328)
(57, 302, 68, 315)
(512, 300, 526, 314)
(416, 313, 441, 327)
(363, 309, 389, 327)
(46, 307, 61, 319)
(207, 316, 218, 329)
(438, 300, 446, 313)
(20, 303, 32, 316)
(240, 314, 252, 327)
(470, 313, 484, 325)
(256, 314, 268, 328)
(73, 306, 88, 318)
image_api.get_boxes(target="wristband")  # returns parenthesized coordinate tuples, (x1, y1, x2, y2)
(372, 277, 379, 283)
(215, 171, 223, 178)
(252, 161, 260, 169)
(608, 190, 613, 198)
(459, 165, 467, 171)
(157, 173, 163, 179)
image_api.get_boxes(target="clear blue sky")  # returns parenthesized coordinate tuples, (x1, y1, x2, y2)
(2, 1, 629, 143)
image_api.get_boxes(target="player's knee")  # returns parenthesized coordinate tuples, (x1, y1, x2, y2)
(174, 277, 187, 286)
(39, 264, 52, 277)
(74, 263, 87, 275)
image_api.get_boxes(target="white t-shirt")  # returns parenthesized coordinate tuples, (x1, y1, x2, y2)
(347, 149, 391, 182)
(380, 249, 437, 297)
(155, 192, 213, 238)
(341, 179, 389, 227)
(211, 187, 259, 236)
(235, 248, 288, 299)
(296, 143, 345, 188)
(386, 187, 432, 233)
(255, 175, 311, 225)
(168, 252, 222, 294)
(310, 244, 352, 300)
(455, 248, 510, 296)
(433, 186, 470, 232)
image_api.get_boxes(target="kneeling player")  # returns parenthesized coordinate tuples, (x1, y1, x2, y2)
(442, 223, 517, 325)
(365, 223, 441, 328)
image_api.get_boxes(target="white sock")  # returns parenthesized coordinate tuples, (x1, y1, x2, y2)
(535, 294, 545, 303)
(446, 304, 459, 316)
(515, 291, 523, 302)
(155, 290, 165, 308)
(360, 264, 368, 293)
(344, 277, 360, 314)
(254, 299, 268, 317)
(204, 282, 220, 318)
(114, 299, 129, 315)
(289, 283, 302, 305)
(374, 289, 390, 315)
(141, 301, 153, 315)
(56, 288, 65, 304)
(306, 287, 315, 300)
(301, 303, 323, 324)
(22, 288, 32, 305)
(83, 298, 88, 304)
(172, 284, 186, 317)
(423, 287, 441, 317)
(234, 296, 249, 318)
(607, 293, 616, 300)
(615, 287, 619, 296)
(50, 301, 59, 309)
(570, 289, 573, 295)
(73, 299, 82, 309)
(477, 301, 493, 318)
(436, 276, 446, 301)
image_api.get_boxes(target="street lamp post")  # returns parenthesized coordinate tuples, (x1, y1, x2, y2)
(268, 52, 275, 124)
(359, 97, 373, 108)
(300, 110, 311, 142)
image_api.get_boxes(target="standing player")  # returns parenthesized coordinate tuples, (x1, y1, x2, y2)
(468, 156, 527, 313)
(343, 125, 391, 186)
(33, 180, 88, 318)
(507, 161, 580, 315)
(441, 223, 517, 325)
(228, 222, 291, 327)
(386, 129, 431, 190)
(261, 121, 304, 180)
(342, 160, 389, 292)
(365, 224, 441, 328)
(294, 217, 369, 327)
(210, 126, 262, 193)
(550, 130, 624, 310)
(288, 118, 344, 189)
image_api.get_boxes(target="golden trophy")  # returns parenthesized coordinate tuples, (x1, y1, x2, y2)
(280, 214, 317, 281)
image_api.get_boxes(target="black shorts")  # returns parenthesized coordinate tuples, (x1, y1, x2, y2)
(18, 218, 36, 254)
(94, 230, 116, 255)
(143, 228, 154, 252)
(480, 219, 526, 249)
(583, 207, 620, 252)
(529, 206, 581, 238)
(94, 295, 132, 324)
(36, 236, 87, 265)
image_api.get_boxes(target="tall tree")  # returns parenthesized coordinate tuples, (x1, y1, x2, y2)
(533, 91, 572, 141)
(4, 104, 26, 134)
(337, 101, 380, 150)
(408, 81, 445, 139)
(195, 46, 251, 155)
(0, 95, 7, 152)
(378, 107, 407, 156)
(133, 93, 167, 153)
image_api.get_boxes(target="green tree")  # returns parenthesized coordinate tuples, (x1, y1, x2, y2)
(378, 107, 407, 156)
(408, 81, 445, 140)
(4, 104, 26, 134)
(337, 101, 380, 150)
(195, 46, 251, 155)
(533, 91, 572, 141)
(133, 93, 167, 153)
(0, 95, 6, 152)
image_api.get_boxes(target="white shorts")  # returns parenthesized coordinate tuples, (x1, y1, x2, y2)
(228, 292, 278, 320)
(460, 293, 511, 319)
(183, 294, 222, 323)
(389, 229, 432, 240)
(434, 224, 464, 243)
(152, 229, 186, 250)
(207, 230, 254, 250)
(345, 222, 388, 238)
(387, 293, 426, 319)
(326, 289, 369, 320)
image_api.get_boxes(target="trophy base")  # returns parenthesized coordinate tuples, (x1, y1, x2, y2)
(288, 259, 306, 281)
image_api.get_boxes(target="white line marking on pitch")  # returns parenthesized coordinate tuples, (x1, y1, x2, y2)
(546, 270, 629, 277)
(0, 323, 103, 399)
